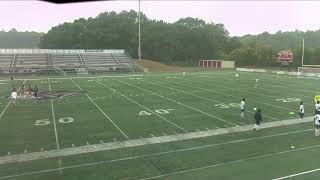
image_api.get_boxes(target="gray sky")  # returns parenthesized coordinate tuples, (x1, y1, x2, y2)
(0, 1, 320, 36)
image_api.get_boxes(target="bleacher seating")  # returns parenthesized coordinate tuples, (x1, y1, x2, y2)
(0, 49, 135, 74)
(0, 54, 13, 68)
(80, 53, 118, 66)
(51, 54, 83, 67)
(14, 54, 48, 69)
(112, 53, 134, 67)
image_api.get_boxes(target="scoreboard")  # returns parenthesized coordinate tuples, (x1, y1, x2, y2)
(278, 50, 293, 62)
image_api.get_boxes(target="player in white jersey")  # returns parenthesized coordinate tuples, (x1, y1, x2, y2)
(235, 73, 239, 80)
(277, 71, 280, 78)
(299, 101, 304, 119)
(315, 101, 320, 114)
(240, 98, 245, 119)
(314, 111, 320, 136)
(254, 78, 259, 88)
(11, 88, 17, 106)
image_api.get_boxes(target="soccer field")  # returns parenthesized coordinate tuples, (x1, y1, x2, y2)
(0, 70, 319, 180)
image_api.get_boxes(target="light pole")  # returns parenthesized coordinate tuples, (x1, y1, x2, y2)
(138, 0, 141, 61)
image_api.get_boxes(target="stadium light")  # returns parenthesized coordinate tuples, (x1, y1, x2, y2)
(138, 0, 141, 61)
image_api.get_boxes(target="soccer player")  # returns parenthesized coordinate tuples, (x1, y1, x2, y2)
(240, 98, 245, 119)
(20, 84, 25, 96)
(288, 72, 293, 79)
(315, 101, 320, 114)
(314, 93, 320, 103)
(299, 101, 304, 119)
(277, 71, 280, 79)
(253, 109, 262, 131)
(33, 85, 39, 99)
(314, 111, 320, 136)
(235, 73, 239, 80)
(11, 88, 17, 106)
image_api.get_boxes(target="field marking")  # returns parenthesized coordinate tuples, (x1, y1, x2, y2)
(95, 80, 187, 132)
(177, 78, 297, 112)
(70, 78, 129, 139)
(0, 72, 234, 82)
(145, 80, 278, 121)
(186, 75, 317, 108)
(48, 78, 60, 150)
(142, 140, 320, 180)
(0, 126, 314, 180)
(273, 168, 320, 180)
(117, 79, 239, 126)
(0, 80, 26, 120)
(0, 116, 313, 166)
(198, 77, 315, 107)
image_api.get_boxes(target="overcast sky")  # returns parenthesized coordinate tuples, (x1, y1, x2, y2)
(0, 1, 320, 36)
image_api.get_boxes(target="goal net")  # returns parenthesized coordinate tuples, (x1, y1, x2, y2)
(297, 67, 320, 79)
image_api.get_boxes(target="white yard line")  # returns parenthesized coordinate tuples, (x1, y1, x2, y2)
(272, 168, 320, 180)
(0, 80, 26, 120)
(117, 79, 239, 127)
(0, 72, 234, 82)
(70, 78, 129, 139)
(195, 76, 315, 106)
(178, 78, 297, 112)
(48, 78, 60, 150)
(145, 80, 278, 121)
(95, 80, 187, 132)
(0, 125, 314, 180)
(0, 116, 313, 166)
(142, 141, 320, 180)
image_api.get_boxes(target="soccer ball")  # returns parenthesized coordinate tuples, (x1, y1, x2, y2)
(291, 145, 295, 149)
(253, 108, 257, 111)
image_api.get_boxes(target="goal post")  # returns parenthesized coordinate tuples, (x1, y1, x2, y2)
(297, 67, 320, 79)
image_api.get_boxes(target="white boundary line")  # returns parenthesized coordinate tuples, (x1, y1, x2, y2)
(95, 80, 188, 132)
(117, 79, 239, 127)
(0, 80, 26, 120)
(70, 78, 129, 139)
(145, 80, 279, 121)
(0, 116, 312, 166)
(141, 141, 320, 180)
(0, 122, 314, 179)
(273, 168, 320, 180)
(178, 78, 297, 112)
(48, 78, 60, 150)
(194, 74, 315, 107)
(0, 71, 234, 82)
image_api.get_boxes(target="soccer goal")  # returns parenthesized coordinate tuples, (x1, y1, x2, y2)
(297, 67, 320, 79)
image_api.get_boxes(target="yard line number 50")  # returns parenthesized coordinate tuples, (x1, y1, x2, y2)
(34, 117, 74, 126)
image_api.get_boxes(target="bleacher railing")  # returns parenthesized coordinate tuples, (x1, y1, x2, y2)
(0, 49, 125, 54)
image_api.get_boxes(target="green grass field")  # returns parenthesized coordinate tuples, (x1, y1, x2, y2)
(0, 71, 319, 180)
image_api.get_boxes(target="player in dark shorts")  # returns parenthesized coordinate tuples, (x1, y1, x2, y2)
(34, 85, 39, 99)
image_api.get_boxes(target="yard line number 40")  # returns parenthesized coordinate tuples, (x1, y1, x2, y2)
(34, 117, 74, 126)
(139, 109, 174, 116)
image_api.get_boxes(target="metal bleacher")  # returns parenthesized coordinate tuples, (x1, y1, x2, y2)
(0, 49, 135, 74)
(51, 54, 83, 67)
(81, 53, 118, 66)
(0, 54, 14, 71)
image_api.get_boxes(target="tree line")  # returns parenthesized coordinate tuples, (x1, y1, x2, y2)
(0, 29, 43, 48)
(2, 10, 320, 67)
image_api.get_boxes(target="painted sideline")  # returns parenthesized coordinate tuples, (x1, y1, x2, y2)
(0, 71, 234, 82)
(0, 116, 313, 165)
(0, 128, 314, 180)
(272, 168, 320, 180)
